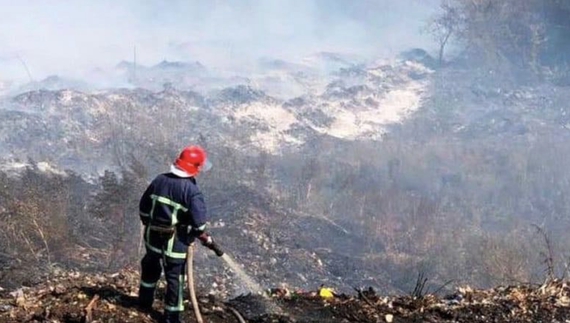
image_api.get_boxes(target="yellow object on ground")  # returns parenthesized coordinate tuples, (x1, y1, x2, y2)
(319, 287, 335, 299)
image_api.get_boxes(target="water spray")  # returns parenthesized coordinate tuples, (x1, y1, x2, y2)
(220, 253, 265, 295)
(186, 241, 284, 322)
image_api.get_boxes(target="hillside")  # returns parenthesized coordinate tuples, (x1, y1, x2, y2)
(3, 48, 570, 322)
(0, 57, 431, 171)
(4, 0, 570, 322)
(0, 54, 435, 295)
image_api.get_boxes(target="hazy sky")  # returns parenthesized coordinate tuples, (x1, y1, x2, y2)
(0, 0, 439, 81)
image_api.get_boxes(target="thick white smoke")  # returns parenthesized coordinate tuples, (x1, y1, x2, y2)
(0, 0, 439, 81)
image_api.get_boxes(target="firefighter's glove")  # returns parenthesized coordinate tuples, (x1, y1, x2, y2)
(199, 234, 224, 257)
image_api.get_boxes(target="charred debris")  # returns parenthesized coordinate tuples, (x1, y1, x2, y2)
(1, 268, 570, 323)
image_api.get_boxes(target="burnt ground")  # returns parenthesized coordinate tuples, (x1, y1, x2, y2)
(1, 268, 570, 323)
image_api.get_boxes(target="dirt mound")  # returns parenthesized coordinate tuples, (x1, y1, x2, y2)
(1, 268, 570, 323)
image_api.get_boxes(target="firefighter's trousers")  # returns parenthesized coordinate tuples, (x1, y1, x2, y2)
(139, 251, 186, 323)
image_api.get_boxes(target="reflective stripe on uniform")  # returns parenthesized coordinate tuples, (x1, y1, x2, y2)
(150, 198, 157, 221)
(145, 194, 189, 259)
(145, 241, 187, 259)
(177, 274, 185, 311)
(164, 274, 185, 312)
(150, 195, 188, 212)
(164, 275, 184, 312)
(140, 280, 157, 288)
(179, 274, 185, 310)
(140, 212, 150, 218)
(165, 304, 184, 312)
(166, 233, 175, 256)
(172, 209, 179, 226)
(150, 194, 187, 226)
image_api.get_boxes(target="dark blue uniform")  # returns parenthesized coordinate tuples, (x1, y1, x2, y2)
(138, 173, 208, 323)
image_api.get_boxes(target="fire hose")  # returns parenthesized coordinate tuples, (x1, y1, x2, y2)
(186, 244, 204, 323)
(186, 243, 246, 323)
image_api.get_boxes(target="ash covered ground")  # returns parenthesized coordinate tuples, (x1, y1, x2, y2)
(2, 268, 570, 323)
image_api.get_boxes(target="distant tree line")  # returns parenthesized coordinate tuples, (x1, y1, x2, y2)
(430, 0, 570, 83)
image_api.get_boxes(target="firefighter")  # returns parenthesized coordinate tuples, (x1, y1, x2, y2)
(138, 145, 223, 323)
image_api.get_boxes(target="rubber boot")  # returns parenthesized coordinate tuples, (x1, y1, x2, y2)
(138, 285, 155, 310)
(164, 310, 181, 323)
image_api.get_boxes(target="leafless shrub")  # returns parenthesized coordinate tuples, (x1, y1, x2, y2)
(532, 224, 556, 282)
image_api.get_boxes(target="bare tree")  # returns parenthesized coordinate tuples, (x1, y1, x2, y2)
(427, 1, 463, 65)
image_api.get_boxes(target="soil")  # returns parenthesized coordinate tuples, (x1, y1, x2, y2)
(1, 268, 570, 323)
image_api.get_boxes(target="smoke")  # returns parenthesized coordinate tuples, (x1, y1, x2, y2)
(0, 0, 439, 81)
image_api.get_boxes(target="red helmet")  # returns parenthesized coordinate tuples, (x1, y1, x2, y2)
(173, 145, 211, 176)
